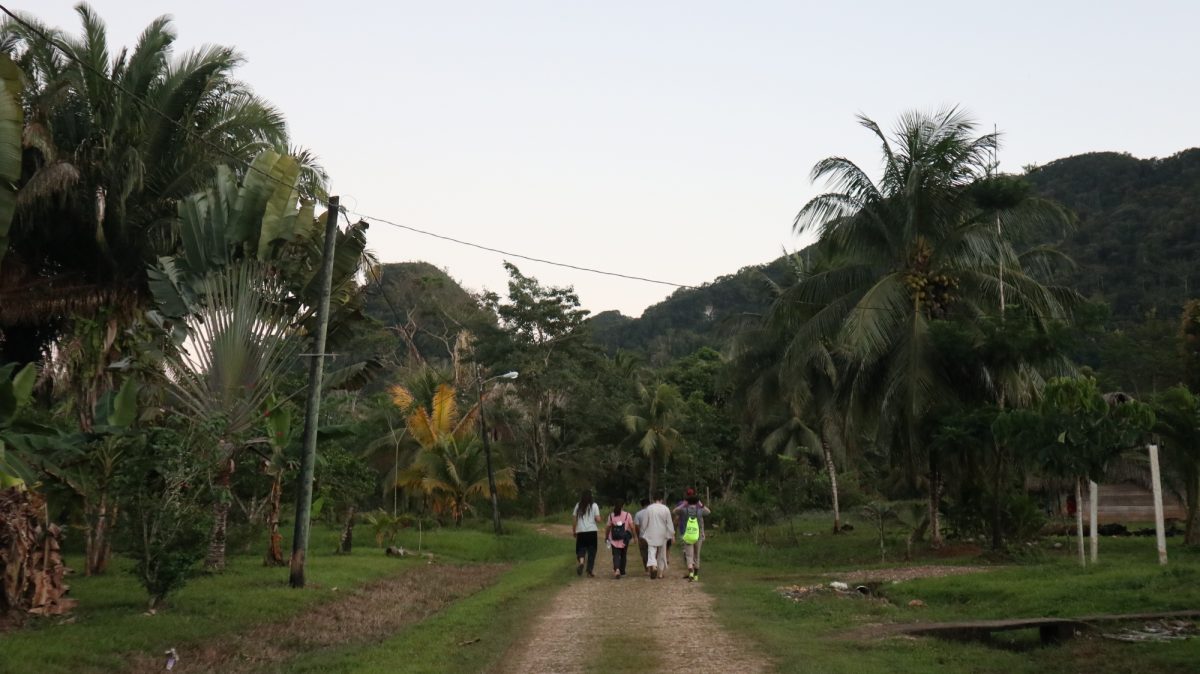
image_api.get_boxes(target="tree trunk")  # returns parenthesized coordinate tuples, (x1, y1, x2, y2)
(264, 474, 285, 566)
(86, 492, 111, 576)
(823, 442, 841, 534)
(205, 456, 235, 572)
(1075, 478, 1086, 567)
(990, 443, 1005, 552)
(648, 452, 657, 501)
(928, 469, 943, 548)
(1089, 480, 1099, 563)
(1184, 472, 1200, 547)
(338, 506, 356, 554)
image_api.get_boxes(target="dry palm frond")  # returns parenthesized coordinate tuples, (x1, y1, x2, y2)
(15, 161, 81, 208)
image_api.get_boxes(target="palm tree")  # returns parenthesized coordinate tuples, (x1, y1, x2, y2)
(0, 5, 323, 365)
(390, 379, 518, 524)
(789, 108, 1074, 545)
(389, 381, 479, 451)
(624, 382, 683, 499)
(398, 436, 516, 525)
(159, 263, 302, 571)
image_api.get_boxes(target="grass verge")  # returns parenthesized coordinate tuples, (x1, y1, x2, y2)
(284, 555, 572, 673)
(701, 513, 1200, 674)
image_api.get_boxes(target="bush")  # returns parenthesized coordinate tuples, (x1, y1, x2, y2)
(709, 482, 778, 532)
(114, 426, 210, 608)
(944, 488, 1047, 547)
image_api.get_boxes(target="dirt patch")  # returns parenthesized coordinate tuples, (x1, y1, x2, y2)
(534, 523, 574, 538)
(123, 563, 506, 673)
(499, 565, 771, 674)
(825, 565, 994, 583)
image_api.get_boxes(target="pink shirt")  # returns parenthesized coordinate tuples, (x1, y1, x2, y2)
(607, 511, 634, 548)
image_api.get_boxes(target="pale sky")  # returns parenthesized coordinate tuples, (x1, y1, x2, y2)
(25, 1, 1200, 316)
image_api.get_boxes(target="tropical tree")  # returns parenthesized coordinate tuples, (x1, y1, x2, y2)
(1152, 386, 1200, 546)
(995, 376, 1153, 565)
(787, 108, 1075, 545)
(259, 397, 296, 566)
(389, 381, 479, 451)
(398, 436, 516, 525)
(480, 263, 593, 514)
(0, 5, 322, 365)
(624, 381, 683, 499)
(157, 263, 301, 571)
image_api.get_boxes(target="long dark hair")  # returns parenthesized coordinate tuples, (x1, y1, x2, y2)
(612, 499, 625, 516)
(575, 490, 593, 519)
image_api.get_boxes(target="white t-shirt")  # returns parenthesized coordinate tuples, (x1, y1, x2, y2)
(573, 503, 600, 533)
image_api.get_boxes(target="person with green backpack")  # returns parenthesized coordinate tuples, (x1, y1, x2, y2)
(673, 488, 710, 581)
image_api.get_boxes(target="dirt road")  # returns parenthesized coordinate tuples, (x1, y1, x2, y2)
(499, 539, 771, 673)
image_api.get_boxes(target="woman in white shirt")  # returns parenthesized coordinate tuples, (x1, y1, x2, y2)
(571, 490, 603, 577)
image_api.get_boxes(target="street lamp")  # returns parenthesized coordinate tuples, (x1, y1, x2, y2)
(477, 367, 518, 535)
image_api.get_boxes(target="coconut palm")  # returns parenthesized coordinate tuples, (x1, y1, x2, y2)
(624, 381, 683, 499)
(788, 108, 1074, 544)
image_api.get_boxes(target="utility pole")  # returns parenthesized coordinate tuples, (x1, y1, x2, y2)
(477, 364, 503, 535)
(289, 196, 340, 588)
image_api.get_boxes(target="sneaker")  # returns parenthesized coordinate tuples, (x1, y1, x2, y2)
(576, 560, 583, 576)
(649, 566, 658, 580)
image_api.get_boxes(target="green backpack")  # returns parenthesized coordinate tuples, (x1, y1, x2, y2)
(683, 508, 701, 544)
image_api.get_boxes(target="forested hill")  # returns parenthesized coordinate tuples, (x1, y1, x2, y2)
(1026, 149, 1200, 321)
(589, 256, 797, 363)
(589, 148, 1200, 362)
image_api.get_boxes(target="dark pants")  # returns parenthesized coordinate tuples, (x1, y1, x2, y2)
(612, 545, 628, 574)
(637, 538, 649, 569)
(575, 532, 598, 573)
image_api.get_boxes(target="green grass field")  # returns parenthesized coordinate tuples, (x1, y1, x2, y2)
(0, 521, 570, 674)
(3, 514, 1199, 673)
(701, 514, 1200, 674)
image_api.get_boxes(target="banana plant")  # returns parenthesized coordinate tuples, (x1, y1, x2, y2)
(0, 53, 23, 272)
(260, 396, 296, 567)
(0, 363, 38, 488)
(50, 377, 140, 576)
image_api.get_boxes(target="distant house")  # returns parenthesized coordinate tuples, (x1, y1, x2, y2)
(1077, 482, 1187, 524)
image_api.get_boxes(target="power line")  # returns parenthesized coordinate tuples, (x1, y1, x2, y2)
(0, 3, 702, 292)
(348, 210, 698, 290)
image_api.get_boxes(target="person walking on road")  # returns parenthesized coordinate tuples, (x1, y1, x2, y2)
(572, 490, 603, 577)
(633, 497, 651, 574)
(604, 499, 637, 579)
(674, 488, 711, 581)
(641, 495, 674, 579)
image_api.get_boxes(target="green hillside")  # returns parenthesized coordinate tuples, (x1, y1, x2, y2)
(1028, 149, 1200, 321)
(590, 148, 1200, 389)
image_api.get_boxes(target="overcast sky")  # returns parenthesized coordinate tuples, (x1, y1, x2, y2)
(26, 1, 1200, 316)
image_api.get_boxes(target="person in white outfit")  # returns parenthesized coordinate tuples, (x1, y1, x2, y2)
(640, 495, 674, 579)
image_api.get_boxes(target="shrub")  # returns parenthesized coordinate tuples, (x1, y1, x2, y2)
(709, 482, 779, 532)
(114, 426, 210, 609)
